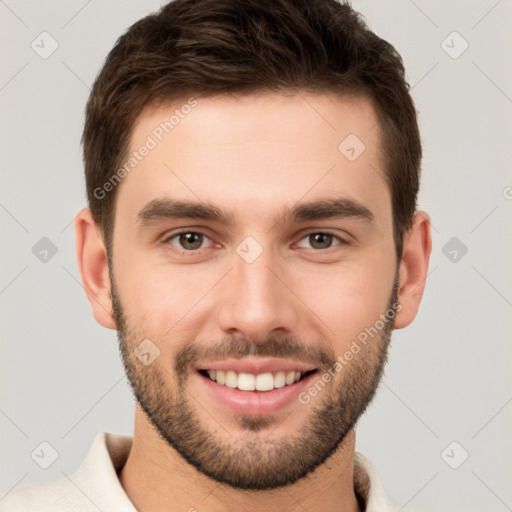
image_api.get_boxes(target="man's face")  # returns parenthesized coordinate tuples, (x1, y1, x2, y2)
(109, 93, 398, 489)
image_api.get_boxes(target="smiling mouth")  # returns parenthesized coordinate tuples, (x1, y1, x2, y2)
(198, 369, 317, 392)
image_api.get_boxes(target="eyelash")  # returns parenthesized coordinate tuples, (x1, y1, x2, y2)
(162, 230, 348, 254)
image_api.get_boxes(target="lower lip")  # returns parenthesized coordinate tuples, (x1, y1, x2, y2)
(196, 371, 318, 416)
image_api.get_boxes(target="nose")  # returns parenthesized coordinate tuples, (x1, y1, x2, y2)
(216, 244, 299, 343)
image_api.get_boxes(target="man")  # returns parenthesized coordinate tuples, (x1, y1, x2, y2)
(2, 0, 431, 510)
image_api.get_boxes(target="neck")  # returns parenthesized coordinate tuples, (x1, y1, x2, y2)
(119, 406, 363, 512)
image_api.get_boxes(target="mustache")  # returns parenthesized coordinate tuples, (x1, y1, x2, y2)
(174, 335, 336, 377)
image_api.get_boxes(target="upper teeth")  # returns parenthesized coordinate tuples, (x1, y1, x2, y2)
(206, 370, 302, 392)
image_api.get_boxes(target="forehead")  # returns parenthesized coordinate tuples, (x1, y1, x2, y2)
(115, 92, 389, 229)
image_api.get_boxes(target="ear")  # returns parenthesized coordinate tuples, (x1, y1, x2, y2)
(394, 211, 432, 329)
(74, 208, 116, 329)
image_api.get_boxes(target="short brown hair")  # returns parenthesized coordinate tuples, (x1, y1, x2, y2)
(82, 0, 421, 259)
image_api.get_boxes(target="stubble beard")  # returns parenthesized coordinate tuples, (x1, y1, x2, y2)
(111, 275, 398, 490)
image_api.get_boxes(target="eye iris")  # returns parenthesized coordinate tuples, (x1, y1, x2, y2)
(180, 232, 203, 250)
(310, 233, 333, 249)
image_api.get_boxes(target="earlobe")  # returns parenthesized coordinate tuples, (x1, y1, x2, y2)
(394, 211, 432, 329)
(74, 208, 116, 329)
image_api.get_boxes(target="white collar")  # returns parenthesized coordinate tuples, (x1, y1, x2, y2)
(1, 432, 400, 511)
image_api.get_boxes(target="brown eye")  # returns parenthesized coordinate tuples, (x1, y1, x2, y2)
(309, 233, 333, 249)
(167, 232, 210, 251)
(180, 232, 203, 250)
(297, 232, 344, 250)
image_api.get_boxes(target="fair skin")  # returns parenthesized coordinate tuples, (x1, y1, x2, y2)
(75, 93, 431, 512)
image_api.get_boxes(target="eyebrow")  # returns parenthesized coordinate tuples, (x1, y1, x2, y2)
(136, 197, 374, 229)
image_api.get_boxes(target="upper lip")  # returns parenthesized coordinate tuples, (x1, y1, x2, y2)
(195, 357, 317, 374)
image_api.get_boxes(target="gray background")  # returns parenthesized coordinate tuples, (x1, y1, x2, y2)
(1, 1, 511, 510)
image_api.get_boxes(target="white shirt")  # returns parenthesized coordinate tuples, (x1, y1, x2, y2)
(0, 432, 401, 511)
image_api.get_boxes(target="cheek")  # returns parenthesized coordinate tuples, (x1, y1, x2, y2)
(299, 260, 395, 345)
(115, 259, 217, 341)
(115, 265, 181, 334)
